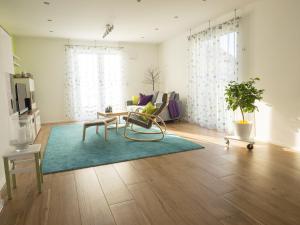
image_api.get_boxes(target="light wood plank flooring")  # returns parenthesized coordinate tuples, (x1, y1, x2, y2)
(1, 122, 300, 225)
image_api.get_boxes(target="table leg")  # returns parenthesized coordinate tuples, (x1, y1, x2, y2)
(83, 126, 86, 141)
(104, 124, 108, 141)
(116, 118, 119, 133)
(39, 152, 44, 183)
(4, 158, 12, 200)
(12, 161, 16, 189)
(34, 153, 42, 193)
(96, 113, 100, 133)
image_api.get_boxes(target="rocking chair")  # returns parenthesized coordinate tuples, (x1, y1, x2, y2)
(123, 93, 168, 141)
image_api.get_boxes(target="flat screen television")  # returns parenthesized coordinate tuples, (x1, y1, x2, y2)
(15, 83, 28, 114)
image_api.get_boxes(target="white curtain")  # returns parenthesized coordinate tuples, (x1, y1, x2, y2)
(187, 18, 239, 132)
(65, 46, 124, 121)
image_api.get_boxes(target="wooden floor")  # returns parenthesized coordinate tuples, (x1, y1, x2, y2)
(1, 122, 300, 225)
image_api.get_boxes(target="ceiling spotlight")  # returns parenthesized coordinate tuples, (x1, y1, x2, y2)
(43, 1, 50, 5)
(102, 24, 114, 39)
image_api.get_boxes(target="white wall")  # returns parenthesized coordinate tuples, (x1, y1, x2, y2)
(159, 33, 189, 116)
(0, 27, 14, 188)
(159, 0, 300, 150)
(14, 37, 159, 123)
(242, 0, 300, 149)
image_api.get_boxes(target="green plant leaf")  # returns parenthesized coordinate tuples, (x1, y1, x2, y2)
(224, 77, 265, 122)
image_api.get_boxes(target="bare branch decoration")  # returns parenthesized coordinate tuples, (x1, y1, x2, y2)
(143, 67, 160, 91)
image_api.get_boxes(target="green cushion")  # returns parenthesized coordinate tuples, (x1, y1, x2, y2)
(141, 102, 156, 121)
(132, 96, 139, 105)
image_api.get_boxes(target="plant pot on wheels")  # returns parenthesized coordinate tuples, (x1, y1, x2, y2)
(233, 121, 252, 139)
(224, 77, 265, 150)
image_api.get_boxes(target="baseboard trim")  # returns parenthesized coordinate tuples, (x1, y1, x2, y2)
(0, 183, 7, 215)
(0, 198, 4, 214)
(42, 120, 77, 126)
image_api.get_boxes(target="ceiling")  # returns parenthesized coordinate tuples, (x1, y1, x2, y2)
(0, 0, 256, 43)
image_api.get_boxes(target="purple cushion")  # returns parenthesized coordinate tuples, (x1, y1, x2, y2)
(138, 93, 153, 106)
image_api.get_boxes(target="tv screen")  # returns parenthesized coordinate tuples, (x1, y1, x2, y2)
(15, 83, 28, 114)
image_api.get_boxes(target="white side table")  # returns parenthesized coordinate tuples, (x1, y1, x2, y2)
(3, 144, 43, 200)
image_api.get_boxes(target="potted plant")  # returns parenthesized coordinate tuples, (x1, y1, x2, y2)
(225, 77, 264, 139)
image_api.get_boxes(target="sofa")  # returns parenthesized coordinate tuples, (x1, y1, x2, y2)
(126, 91, 182, 122)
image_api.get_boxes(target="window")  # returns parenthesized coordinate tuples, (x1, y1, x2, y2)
(188, 19, 239, 132)
(65, 46, 123, 121)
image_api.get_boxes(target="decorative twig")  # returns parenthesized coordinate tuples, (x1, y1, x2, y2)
(144, 67, 160, 91)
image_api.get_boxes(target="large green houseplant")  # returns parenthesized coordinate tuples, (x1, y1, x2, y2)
(225, 77, 264, 138)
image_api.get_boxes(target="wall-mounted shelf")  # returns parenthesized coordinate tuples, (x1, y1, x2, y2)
(14, 62, 21, 67)
(13, 55, 22, 69)
(13, 55, 21, 61)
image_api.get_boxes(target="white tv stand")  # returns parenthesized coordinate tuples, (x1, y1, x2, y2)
(19, 109, 41, 143)
(12, 76, 40, 142)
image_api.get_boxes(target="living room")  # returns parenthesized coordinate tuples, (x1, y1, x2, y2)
(0, 0, 300, 224)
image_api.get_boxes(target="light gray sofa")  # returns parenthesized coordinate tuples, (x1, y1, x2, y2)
(126, 92, 182, 122)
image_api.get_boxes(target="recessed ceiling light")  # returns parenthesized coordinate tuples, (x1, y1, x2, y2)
(43, 1, 50, 5)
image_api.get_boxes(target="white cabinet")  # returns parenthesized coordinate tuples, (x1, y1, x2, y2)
(19, 109, 41, 142)
(34, 110, 41, 135)
(13, 78, 35, 92)
(19, 115, 36, 144)
(29, 78, 35, 92)
(13, 78, 37, 110)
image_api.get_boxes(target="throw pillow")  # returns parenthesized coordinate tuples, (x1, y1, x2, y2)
(132, 96, 139, 105)
(141, 102, 156, 121)
(138, 93, 153, 106)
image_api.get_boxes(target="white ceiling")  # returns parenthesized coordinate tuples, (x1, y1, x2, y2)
(0, 0, 256, 43)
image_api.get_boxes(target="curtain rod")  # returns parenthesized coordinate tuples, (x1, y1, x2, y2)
(188, 16, 240, 40)
(65, 44, 124, 49)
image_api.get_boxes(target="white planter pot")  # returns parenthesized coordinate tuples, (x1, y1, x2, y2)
(234, 122, 253, 139)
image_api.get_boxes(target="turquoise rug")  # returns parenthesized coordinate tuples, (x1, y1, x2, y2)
(42, 124, 204, 174)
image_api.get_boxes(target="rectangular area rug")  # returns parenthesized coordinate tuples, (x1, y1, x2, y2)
(42, 124, 204, 174)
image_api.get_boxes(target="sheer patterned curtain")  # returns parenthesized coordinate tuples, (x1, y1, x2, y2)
(65, 46, 124, 121)
(187, 18, 239, 132)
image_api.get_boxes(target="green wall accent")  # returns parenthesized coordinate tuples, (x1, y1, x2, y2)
(11, 36, 17, 55)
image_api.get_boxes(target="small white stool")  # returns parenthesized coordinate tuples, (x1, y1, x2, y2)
(2, 144, 43, 200)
